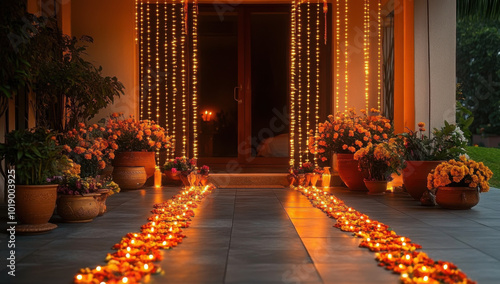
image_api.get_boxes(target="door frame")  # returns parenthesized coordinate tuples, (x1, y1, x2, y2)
(197, 5, 290, 172)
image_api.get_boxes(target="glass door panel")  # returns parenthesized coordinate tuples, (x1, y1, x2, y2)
(250, 11, 289, 158)
(198, 11, 239, 158)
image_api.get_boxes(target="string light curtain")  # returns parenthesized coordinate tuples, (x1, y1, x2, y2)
(136, 0, 199, 161)
(290, 0, 384, 168)
(289, 0, 323, 168)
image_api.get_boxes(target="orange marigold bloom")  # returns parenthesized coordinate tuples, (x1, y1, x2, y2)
(111, 112, 119, 118)
(98, 160, 106, 169)
(418, 122, 425, 127)
(342, 144, 348, 150)
(348, 146, 356, 153)
(84, 153, 92, 160)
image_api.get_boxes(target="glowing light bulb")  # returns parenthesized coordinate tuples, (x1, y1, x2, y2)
(76, 274, 83, 281)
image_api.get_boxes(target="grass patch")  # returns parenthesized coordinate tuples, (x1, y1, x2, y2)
(466, 146, 500, 189)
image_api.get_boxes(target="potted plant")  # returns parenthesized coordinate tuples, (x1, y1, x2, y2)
(197, 165, 210, 186)
(397, 121, 468, 201)
(354, 140, 403, 195)
(106, 113, 172, 188)
(316, 108, 393, 191)
(427, 156, 493, 209)
(51, 172, 100, 223)
(163, 157, 197, 187)
(60, 123, 117, 178)
(0, 128, 69, 232)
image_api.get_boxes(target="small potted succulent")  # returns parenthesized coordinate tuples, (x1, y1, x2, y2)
(0, 128, 69, 232)
(427, 155, 493, 209)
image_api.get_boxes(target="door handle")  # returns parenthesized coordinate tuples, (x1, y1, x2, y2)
(234, 85, 242, 103)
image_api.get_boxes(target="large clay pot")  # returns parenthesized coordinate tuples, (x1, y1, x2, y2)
(435, 187, 480, 210)
(113, 151, 156, 178)
(57, 194, 100, 222)
(337, 153, 368, 191)
(403, 161, 443, 200)
(364, 179, 388, 195)
(15, 184, 58, 233)
(112, 166, 147, 190)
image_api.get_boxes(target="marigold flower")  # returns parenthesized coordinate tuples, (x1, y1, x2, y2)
(418, 122, 425, 127)
(84, 153, 92, 160)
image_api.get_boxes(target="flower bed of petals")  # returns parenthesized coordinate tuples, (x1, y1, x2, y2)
(74, 185, 215, 284)
(292, 185, 476, 284)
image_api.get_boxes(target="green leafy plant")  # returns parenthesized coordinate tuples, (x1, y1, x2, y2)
(397, 121, 468, 162)
(0, 128, 69, 185)
(0, 1, 124, 130)
(456, 19, 500, 135)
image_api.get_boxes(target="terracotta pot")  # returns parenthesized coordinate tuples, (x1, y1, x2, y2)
(112, 166, 147, 190)
(337, 153, 368, 191)
(435, 186, 480, 210)
(113, 151, 156, 178)
(179, 174, 190, 187)
(163, 170, 183, 186)
(95, 189, 111, 216)
(364, 179, 388, 195)
(200, 175, 209, 186)
(15, 184, 58, 230)
(304, 173, 312, 187)
(101, 165, 114, 179)
(403, 161, 444, 200)
(297, 174, 305, 187)
(57, 194, 100, 222)
(310, 173, 320, 187)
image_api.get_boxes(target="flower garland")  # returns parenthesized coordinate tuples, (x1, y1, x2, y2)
(292, 185, 476, 284)
(74, 185, 215, 284)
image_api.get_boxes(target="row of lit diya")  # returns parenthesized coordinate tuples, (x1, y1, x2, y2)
(292, 186, 476, 284)
(74, 185, 215, 284)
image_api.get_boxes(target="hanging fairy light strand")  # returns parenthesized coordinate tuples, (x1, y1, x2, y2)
(139, 1, 144, 120)
(344, 0, 349, 109)
(155, 1, 160, 123)
(290, 0, 297, 168)
(305, 0, 311, 163)
(297, 0, 303, 165)
(363, 0, 370, 112)
(335, 0, 340, 113)
(180, 0, 188, 157)
(164, 2, 171, 159)
(146, 3, 152, 120)
(155, 0, 161, 165)
(192, 0, 199, 161)
(377, 0, 382, 111)
(171, 0, 178, 156)
(314, 0, 321, 167)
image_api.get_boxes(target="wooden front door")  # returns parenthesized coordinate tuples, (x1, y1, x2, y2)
(198, 5, 290, 173)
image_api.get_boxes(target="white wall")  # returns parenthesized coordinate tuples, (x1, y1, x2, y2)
(414, 0, 456, 133)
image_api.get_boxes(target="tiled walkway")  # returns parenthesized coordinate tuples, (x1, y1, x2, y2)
(1, 186, 500, 284)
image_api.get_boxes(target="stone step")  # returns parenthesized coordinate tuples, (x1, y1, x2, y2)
(208, 173, 343, 189)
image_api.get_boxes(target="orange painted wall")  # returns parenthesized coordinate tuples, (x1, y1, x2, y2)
(71, 0, 138, 120)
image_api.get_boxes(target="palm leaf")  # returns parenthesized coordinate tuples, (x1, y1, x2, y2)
(457, 0, 500, 20)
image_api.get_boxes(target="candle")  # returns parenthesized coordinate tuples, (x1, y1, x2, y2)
(154, 166, 162, 188)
